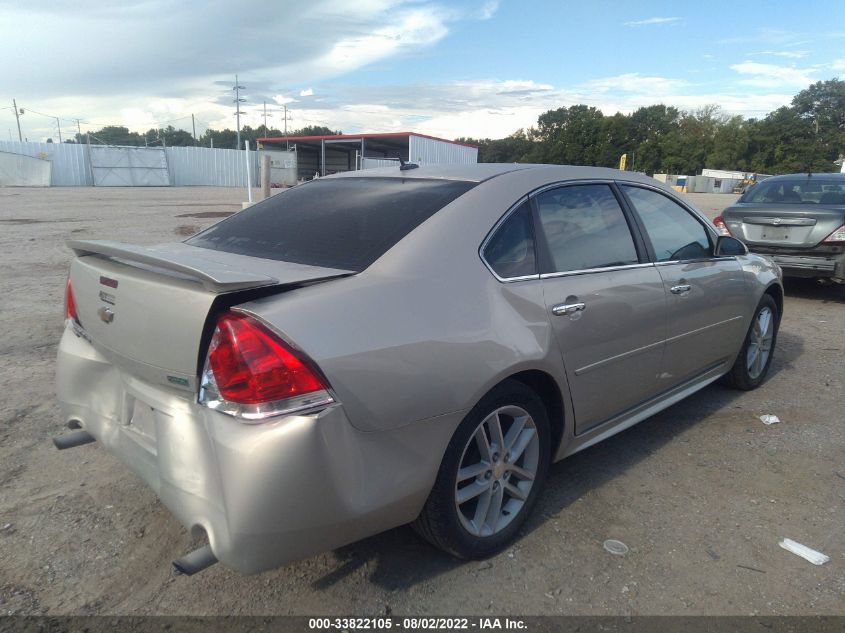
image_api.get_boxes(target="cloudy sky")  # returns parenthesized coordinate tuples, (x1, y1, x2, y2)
(1, 0, 844, 142)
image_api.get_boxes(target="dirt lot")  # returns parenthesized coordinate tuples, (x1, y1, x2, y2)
(0, 187, 842, 616)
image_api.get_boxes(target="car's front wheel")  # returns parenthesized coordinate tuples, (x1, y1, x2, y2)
(722, 294, 779, 390)
(413, 380, 550, 559)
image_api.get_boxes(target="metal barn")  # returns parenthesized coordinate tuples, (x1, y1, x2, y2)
(257, 132, 477, 180)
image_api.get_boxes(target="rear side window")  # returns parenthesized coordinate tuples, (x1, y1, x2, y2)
(622, 186, 711, 262)
(482, 201, 537, 279)
(188, 177, 475, 271)
(535, 184, 639, 273)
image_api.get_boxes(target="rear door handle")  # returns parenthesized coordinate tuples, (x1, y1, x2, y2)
(552, 302, 586, 316)
(670, 284, 692, 295)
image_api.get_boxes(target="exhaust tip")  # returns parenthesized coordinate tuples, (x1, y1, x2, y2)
(173, 544, 218, 576)
(53, 430, 96, 450)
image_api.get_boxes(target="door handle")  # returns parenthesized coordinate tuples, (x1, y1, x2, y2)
(670, 284, 692, 295)
(552, 302, 586, 316)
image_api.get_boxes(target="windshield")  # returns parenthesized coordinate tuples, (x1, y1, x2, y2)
(188, 177, 475, 271)
(742, 178, 845, 205)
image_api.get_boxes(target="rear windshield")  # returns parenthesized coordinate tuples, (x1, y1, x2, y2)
(742, 178, 845, 205)
(187, 177, 475, 271)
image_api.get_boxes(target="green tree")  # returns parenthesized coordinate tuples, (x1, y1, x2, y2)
(532, 105, 605, 165)
(790, 78, 845, 171)
(75, 125, 144, 146)
(596, 112, 630, 169)
(707, 115, 751, 171)
(457, 129, 535, 163)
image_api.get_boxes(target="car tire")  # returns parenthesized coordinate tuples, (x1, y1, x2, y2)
(722, 294, 779, 390)
(412, 379, 550, 559)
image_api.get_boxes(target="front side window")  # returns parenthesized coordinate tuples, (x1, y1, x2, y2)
(482, 201, 537, 279)
(534, 184, 639, 274)
(622, 186, 711, 262)
(188, 177, 476, 272)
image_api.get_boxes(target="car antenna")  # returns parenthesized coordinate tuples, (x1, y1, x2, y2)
(397, 154, 419, 171)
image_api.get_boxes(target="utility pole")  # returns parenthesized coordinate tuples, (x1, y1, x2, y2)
(55, 117, 62, 143)
(283, 105, 291, 150)
(12, 99, 22, 141)
(191, 113, 197, 145)
(76, 119, 82, 143)
(263, 101, 269, 136)
(233, 74, 245, 150)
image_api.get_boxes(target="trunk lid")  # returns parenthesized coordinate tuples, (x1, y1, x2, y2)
(722, 204, 845, 247)
(67, 240, 351, 392)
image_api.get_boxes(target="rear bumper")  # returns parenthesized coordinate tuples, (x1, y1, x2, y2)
(747, 249, 845, 279)
(55, 326, 460, 574)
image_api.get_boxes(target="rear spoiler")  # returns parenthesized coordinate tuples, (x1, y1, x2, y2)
(68, 240, 280, 292)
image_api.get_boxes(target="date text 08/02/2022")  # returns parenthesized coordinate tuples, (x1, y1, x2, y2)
(308, 617, 528, 630)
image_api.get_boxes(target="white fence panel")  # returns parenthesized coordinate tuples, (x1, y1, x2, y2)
(0, 140, 90, 185)
(166, 146, 258, 187)
(89, 146, 169, 186)
(0, 151, 51, 186)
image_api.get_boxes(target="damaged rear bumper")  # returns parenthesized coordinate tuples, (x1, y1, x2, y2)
(55, 325, 460, 574)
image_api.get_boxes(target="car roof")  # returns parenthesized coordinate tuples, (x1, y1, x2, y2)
(326, 163, 659, 185)
(762, 172, 845, 181)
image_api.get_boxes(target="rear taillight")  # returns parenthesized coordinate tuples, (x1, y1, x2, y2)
(198, 311, 334, 422)
(822, 223, 845, 243)
(713, 216, 732, 236)
(64, 276, 80, 325)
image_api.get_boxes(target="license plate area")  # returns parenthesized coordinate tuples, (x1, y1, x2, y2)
(760, 226, 791, 240)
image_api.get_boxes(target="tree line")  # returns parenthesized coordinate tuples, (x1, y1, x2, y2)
(57, 79, 844, 175)
(456, 79, 845, 175)
(62, 124, 340, 150)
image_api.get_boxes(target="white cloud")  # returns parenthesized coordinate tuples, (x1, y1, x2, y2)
(730, 61, 818, 88)
(299, 88, 314, 97)
(750, 50, 811, 59)
(6, 72, 804, 143)
(274, 95, 298, 105)
(579, 73, 688, 95)
(624, 17, 681, 27)
(479, 0, 500, 20)
(832, 58, 845, 71)
(317, 6, 450, 74)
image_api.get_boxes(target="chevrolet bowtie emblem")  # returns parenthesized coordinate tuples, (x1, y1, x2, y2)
(97, 306, 115, 323)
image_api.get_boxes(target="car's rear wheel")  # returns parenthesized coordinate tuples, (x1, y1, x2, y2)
(412, 380, 550, 559)
(722, 294, 779, 390)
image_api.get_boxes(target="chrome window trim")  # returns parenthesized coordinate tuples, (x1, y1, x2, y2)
(654, 257, 731, 267)
(530, 178, 617, 197)
(479, 195, 541, 283)
(539, 262, 656, 280)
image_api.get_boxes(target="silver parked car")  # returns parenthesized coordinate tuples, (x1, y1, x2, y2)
(55, 164, 783, 575)
(716, 172, 845, 282)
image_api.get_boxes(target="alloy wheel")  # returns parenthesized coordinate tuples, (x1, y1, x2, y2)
(454, 405, 540, 537)
(746, 306, 774, 380)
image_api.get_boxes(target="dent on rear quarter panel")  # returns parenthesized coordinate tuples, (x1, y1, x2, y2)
(740, 254, 783, 310)
(241, 271, 557, 432)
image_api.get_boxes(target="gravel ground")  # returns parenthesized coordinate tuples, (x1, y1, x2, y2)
(0, 186, 842, 616)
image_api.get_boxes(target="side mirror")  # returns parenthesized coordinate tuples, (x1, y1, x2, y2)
(714, 235, 747, 257)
